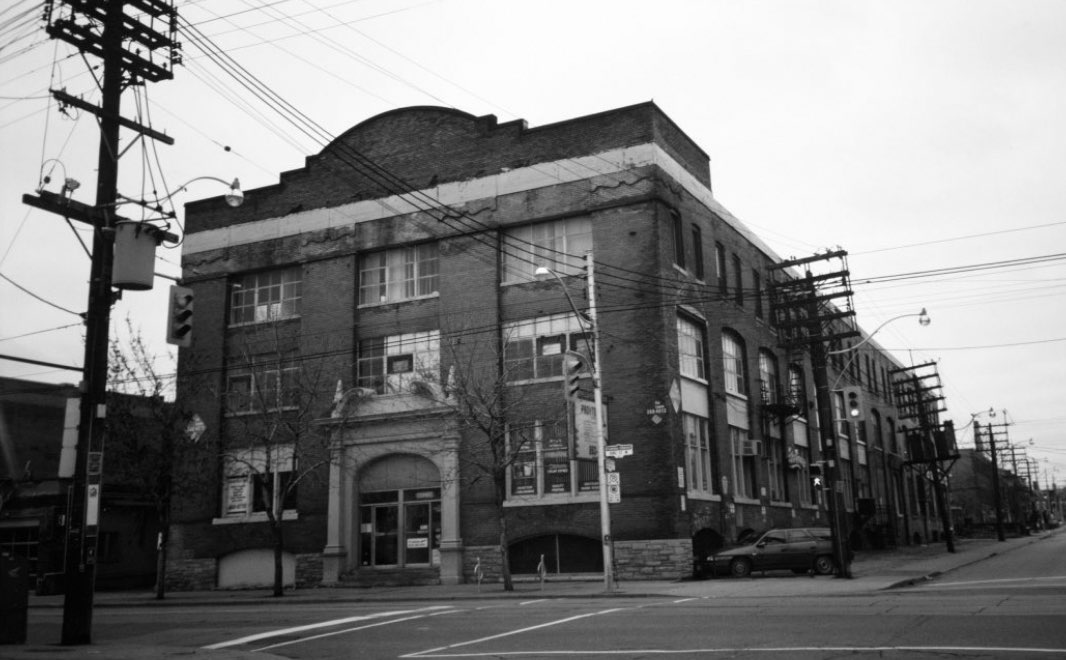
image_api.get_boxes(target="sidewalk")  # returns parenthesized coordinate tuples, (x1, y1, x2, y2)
(5, 530, 1057, 659)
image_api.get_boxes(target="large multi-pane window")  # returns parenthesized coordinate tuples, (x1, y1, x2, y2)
(677, 316, 706, 381)
(502, 218, 591, 283)
(230, 267, 302, 325)
(357, 330, 440, 394)
(222, 445, 297, 518)
(359, 243, 439, 305)
(684, 413, 713, 494)
(508, 419, 597, 498)
(732, 427, 758, 500)
(503, 313, 590, 381)
(722, 331, 747, 396)
(225, 363, 300, 414)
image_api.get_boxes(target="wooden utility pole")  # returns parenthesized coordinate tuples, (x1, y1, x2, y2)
(23, 0, 179, 644)
(769, 250, 860, 578)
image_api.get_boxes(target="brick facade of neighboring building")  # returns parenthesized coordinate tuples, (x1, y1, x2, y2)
(171, 103, 943, 589)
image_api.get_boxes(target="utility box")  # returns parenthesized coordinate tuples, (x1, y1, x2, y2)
(0, 551, 29, 644)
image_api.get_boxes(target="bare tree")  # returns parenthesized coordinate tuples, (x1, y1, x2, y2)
(221, 323, 338, 597)
(106, 318, 207, 599)
(425, 335, 569, 591)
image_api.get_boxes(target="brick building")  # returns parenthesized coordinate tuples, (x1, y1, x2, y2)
(170, 102, 942, 589)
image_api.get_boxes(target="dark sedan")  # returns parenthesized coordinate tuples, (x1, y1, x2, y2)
(696, 527, 844, 578)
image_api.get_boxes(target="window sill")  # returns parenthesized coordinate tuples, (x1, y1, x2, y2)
(686, 492, 721, 502)
(770, 501, 793, 508)
(733, 496, 760, 505)
(357, 292, 439, 309)
(212, 510, 299, 525)
(504, 492, 599, 507)
(224, 406, 299, 418)
(227, 315, 301, 329)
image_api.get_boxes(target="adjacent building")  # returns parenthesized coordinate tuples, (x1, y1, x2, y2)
(170, 103, 944, 588)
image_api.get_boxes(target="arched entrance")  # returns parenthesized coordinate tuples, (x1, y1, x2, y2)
(358, 455, 442, 568)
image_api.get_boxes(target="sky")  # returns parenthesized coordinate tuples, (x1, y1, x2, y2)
(2, 0, 1065, 486)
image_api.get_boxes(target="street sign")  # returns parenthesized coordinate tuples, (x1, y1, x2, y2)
(607, 482, 621, 503)
(606, 472, 621, 486)
(605, 443, 633, 458)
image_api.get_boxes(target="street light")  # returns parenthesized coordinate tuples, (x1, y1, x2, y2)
(115, 176, 244, 209)
(830, 309, 930, 389)
(535, 252, 614, 592)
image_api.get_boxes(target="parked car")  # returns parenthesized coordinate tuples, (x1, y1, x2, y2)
(696, 527, 848, 578)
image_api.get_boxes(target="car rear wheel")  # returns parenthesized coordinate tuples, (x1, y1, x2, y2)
(813, 555, 836, 575)
(730, 557, 752, 578)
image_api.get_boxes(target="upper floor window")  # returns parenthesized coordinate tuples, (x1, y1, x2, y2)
(503, 313, 590, 381)
(671, 210, 685, 269)
(715, 242, 727, 295)
(359, 243, 439, 305)
(758, 350, 779, 404)
(752, 269, 763, 318)
(722, 331, 747, 396)
(230, 267, 302, 326)
(357, 330, 440, 394)
(677, 315, 706, 381)
(502, 217, 591, 283)
(732, 254, 743, 305)
(225, 361, 299, 414)
(788, 364, 807, 413)
(692, 225, 705, 279)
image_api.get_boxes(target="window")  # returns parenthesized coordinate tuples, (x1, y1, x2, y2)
(722, 331, 747, 396)
(508, 419, 597, 498)
(226, 363, 299, 414)
(692, 226, 705, 279)
(752, 269, 763, 318)
(230, 267, 302, 325)
(671, 210, 685, 269)
(767, 436, 787, 502)
(732, 427, 758, 499)
(788, 364, 807, 414)
(715, 242, 727, 296)
(684, 413, 713, 494)
(732, 254, 743, 305)
(359, 243, 439, 305)
(222, 445, 297, 518)
(357, 330, 440, 394)
(758, 350, 778, 405)
(503, 313, 590, 381)
(502, 218, 591, 283)
(677, 316, 706, 380)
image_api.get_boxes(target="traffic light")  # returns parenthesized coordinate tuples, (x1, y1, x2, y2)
(166, 285, 194, 347)
(809, 464, 824, 490)
(563, 351, 584, 401)
(842, 386, 864, 421)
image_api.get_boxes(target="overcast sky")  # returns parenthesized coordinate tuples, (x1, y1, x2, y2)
(2, 0, 1065, 483)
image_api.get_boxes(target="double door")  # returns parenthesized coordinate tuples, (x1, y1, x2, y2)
(360, 488, 440, 567)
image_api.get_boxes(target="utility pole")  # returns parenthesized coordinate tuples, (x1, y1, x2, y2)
(976, 421, 1006, 541)
(892, 362, 955, 553)
(23, 0, 179, 644)
(769, 250, 860, 578)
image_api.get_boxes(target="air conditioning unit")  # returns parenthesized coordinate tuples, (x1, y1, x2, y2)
(740, 439, 763, 456)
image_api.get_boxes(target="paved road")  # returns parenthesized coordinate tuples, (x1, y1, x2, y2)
(9, 531, 1066, 659)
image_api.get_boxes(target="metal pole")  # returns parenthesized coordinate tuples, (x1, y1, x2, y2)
(983, 422, 1006, 542)
(585, 252, 615, 591)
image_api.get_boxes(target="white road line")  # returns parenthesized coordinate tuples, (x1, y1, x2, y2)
(917, 575, 1066, 588)
(202, 606, 454, 649)
(404, 645, 1066, 657)
(253, 609, 458, 652)
(520, 599, 549, 606)
(402, 608, 626, 658)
